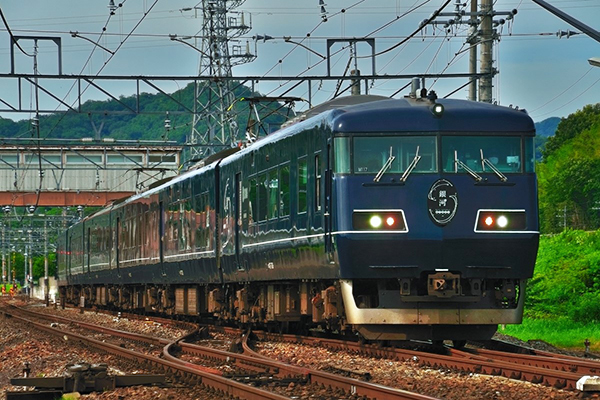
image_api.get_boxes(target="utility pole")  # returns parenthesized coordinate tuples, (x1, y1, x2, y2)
(468, 0, 478, 101)
(186, 1, 255, 164)
(44, 220, 49, 306)
(2, 224, 5, 283)
(7, 243, 11, 285)
(28, 230, 33, 297)
(478, 0, 493, 102)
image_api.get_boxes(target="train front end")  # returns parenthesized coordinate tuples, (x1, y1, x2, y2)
(331, 97, 539, 341)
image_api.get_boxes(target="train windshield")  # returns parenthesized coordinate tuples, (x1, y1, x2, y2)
(441, 136, 525, 173)
(335, 135, 533, 175)
(350, 136, 437, 174)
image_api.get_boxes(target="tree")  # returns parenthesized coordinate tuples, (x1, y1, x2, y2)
(33, 253, 57, 281)
(543, 159, 600, 231)
(542, 104, 600, 159)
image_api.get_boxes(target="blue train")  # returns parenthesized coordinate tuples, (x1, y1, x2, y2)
(57, 93, 539, 342)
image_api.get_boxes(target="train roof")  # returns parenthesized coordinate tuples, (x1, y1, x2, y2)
(329, 97, 535, 135)
(221, 96, 535, 167)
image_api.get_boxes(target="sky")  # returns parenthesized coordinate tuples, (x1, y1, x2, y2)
(0, 0, 599, 125)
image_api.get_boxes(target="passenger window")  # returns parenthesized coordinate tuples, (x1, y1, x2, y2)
(249, 178, 257, 224)
(258, 173, 267, 221)
(315, 154, 321, 212)
(298, 158, 307, 214)
(267, 169, 279, 220)
(280, 165, 290, 217)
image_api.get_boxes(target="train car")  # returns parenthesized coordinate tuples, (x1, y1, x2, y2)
(57, 93, 539, 342)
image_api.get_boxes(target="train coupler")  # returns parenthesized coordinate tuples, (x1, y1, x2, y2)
(427, 272, 461, 298)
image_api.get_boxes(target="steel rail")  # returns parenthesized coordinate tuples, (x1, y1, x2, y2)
(450, 346, 600, 376)
(1, 307, 290, 400)
(251, 331, 585, 390)
(5, 304, 440, 399)
(7, 304, 174, 347)
(241, 331, 440, 400)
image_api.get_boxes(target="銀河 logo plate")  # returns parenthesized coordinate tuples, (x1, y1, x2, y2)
(427, 179, 458, 226)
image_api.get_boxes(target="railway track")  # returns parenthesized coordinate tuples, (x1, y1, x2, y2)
(2, 302, 438, 400)
(5, 301, 595, 399)
(249, 331, 599, 391)
(450, 343, 600, 377)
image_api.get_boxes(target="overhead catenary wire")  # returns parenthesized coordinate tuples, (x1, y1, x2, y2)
(3, 1, 159, 214)
(0, 8, 33, 57)
(531, 72, 600, 119)
(357, 0, 452, 59)
(529, 67, 594, 113)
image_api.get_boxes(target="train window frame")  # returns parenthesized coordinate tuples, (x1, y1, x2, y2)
(298, 157, 308, 214)
(524, 137, 535, 173)
(441, 135, 524, 174)
(194, 192, 211, 252)
(248, 177, 257, 225)
(257, 173, 268, 222)
(333, 137, 351, 174)
(280, 164, 291, 218)
(315, 153, 322, 212)
(267, 168, 279, 220)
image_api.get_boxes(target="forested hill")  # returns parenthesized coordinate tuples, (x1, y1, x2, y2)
(533, 117, 559, 160)
(537, 103, 600, 232)
(535, 117, 560, 138)
(0, 82, 288, 144)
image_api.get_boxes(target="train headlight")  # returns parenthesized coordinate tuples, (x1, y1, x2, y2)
(353, 210, 408, 232)
(431, 103, 444, 118)
(475, 210, 526, 232)
(369, 215, 383, 228)
(497, 215, 508, 228)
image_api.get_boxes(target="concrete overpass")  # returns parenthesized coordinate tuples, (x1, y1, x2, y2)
(0, 141, 182, 208)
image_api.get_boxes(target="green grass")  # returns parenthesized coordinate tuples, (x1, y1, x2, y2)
(501, 317, 600, 352)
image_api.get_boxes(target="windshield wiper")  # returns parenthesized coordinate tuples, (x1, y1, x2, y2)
(454, 150, 483, 182)
(374, 146, 396, 182)
(400, 146, 422, 182)
(480, 149, 508, 182)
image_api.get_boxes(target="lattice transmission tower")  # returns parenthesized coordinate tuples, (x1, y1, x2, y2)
(186, 0, 255, 163)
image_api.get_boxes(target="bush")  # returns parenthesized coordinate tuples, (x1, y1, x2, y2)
(570, 292, 600, 324)
(525, 230, 600, 322)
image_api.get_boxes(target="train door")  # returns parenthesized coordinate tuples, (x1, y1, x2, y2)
(234, 172, 242, 270)
(86, 226, 91, 275)
(324, 140, 333, 259)
(312, 151, 324, 237)
(159, 201, 165, 278)
(67, 232, 72, 282)
(115, 217, 121, 277)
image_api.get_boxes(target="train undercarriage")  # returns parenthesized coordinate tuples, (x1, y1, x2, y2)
(60, 276, 523, 342)
(61, 280, 346, 334)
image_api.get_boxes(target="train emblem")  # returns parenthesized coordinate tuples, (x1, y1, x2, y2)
(427, 179, 458, 226)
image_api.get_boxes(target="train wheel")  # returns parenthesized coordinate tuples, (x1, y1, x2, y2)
(452, 340, 467, 349)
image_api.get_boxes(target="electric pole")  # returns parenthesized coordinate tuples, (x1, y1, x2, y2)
(468, 0, 478, 101)
(186, 1, 255, 164)
(478, 0, 493, 102)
